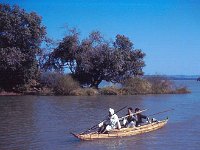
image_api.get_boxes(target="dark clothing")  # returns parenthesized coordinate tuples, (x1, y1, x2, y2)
(135, 113, 147, 126)
(126, 113, 136, 123)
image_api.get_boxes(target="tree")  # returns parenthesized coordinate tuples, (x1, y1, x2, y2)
(44, 29, 145, 88)
(0, 4, 47, 90)
(113, 35, 145, 81)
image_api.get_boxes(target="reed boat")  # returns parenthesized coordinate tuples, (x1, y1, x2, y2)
(71, 118, 168, 140)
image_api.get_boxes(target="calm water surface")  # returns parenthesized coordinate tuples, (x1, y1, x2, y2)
(0, 80, 200, 150)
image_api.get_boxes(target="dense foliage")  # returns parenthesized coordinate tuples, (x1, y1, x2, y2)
(0, 4, 46, 90)
(45, 30, 145, 88)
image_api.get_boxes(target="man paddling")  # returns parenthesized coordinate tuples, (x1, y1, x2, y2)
(98, 108, 121, 133)
(122, 107, 136, 128)
(135, 108, 149, 126)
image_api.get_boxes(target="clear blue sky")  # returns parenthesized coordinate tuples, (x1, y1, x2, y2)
(2, 0, 200, 75)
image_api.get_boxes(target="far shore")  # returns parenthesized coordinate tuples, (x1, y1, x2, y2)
(0, 86, 191, 96)
(0, 91, 21, 96)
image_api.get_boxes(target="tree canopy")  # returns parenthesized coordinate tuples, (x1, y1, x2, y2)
(44, 29, 145, 88)
(0, 4, 47, 90)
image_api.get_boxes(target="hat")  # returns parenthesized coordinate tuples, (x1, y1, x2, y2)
(109, 108, 114, 115)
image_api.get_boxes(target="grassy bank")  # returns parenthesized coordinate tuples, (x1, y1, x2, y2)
(0, 74, 190, 96)
(0, 90, 21, 96)
(99, 76, 190, 95)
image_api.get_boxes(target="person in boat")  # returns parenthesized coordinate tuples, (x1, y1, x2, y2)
(122, 107, 136, 128)
(135, 108, 149, 126)
(98, 108, 121, 133)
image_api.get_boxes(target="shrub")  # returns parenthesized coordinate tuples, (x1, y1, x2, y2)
(54, 75, 79, 95)
(174, 87, 191, 94)
(40, 72, 80, 95)
(145, 75, 173, 94)
(122, 77, 152, 94)
(100, 86, 120, 95)
(70, 88, 98, 96)
(40, 72, 61, 88)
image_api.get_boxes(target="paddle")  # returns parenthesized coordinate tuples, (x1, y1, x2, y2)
(80, 105, 127, 134)
(119, 109, 148, 120)
(147, 108, 174, 117)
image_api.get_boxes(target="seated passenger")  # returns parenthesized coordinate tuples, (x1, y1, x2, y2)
(122, 107, 136, 128)
(98, 108, 121, 133)
(135, 108, 149, 126)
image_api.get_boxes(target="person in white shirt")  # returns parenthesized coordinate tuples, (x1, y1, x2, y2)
(98, 108, 121, 133)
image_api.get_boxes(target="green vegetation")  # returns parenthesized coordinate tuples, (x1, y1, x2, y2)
(0, 4, 190, 96)
(40, 72, 80, 95)
(99, 76, 191, 96)
(100, 86, 120, 95)
(44, 30, 145, 89)
(0, 4, 47, 91)
(122, 77, 152, 94)
(70, 88, 98, 96)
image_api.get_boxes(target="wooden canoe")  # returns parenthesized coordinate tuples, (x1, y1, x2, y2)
(71, 118, 168, 140)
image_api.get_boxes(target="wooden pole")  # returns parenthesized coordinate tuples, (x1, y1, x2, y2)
(119, 109, 148, 120)
(148, 108, 174, 117)
(80, 106, 127, 134)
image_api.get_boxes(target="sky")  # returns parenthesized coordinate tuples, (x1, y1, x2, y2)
(2, 0, 200, 75)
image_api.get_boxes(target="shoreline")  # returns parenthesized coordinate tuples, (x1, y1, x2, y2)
(0, 91, 22, 96)
(0, 88, 190, 96)
(0, 78, 192, 96)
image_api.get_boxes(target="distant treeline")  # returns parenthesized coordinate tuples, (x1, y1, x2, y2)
(148, 75, 200, 80)
(0, 4, 190, 95)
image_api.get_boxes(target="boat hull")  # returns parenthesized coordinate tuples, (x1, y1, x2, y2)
(72, 118, 168, 140)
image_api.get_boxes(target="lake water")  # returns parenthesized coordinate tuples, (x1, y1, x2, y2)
(0, 80, 200, 150)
